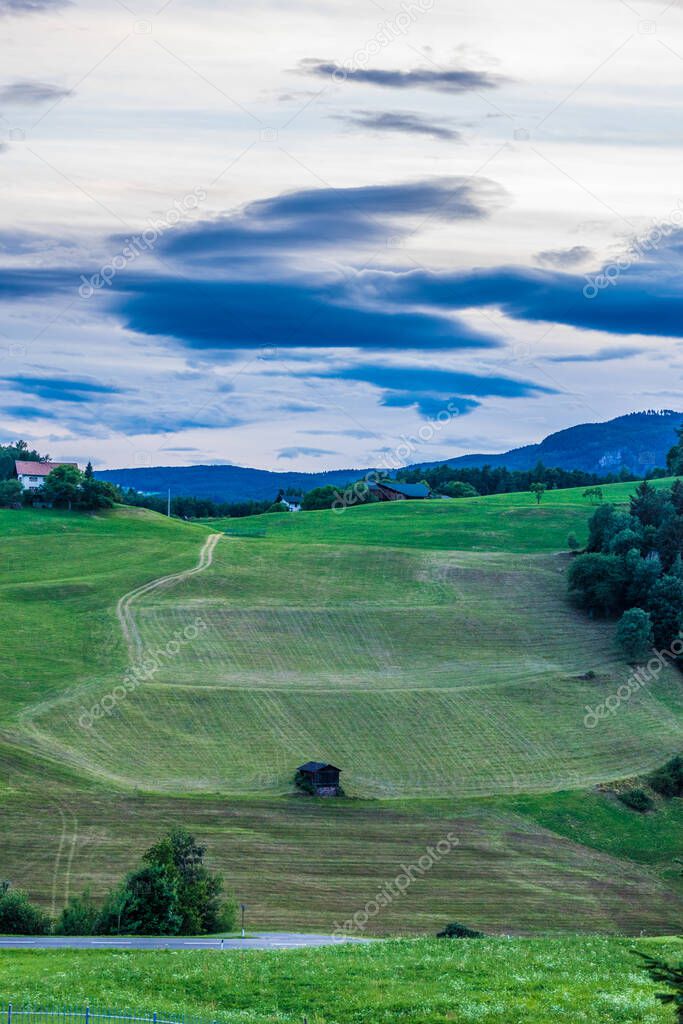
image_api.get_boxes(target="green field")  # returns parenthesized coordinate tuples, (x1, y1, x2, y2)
(0, 479, 681, 935)
(0, 938, 681, 1023)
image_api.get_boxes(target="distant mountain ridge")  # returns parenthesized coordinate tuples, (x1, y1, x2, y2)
(96, 410, 683, 503)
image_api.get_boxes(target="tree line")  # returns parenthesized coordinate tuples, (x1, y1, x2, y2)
(568, 480, 683, 658)
(0, 828, 236, 936)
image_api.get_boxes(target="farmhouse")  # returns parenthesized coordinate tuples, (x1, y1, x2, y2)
(296, 761, 342, 797)
(370, 480, 431, 501)
(14, 460, 79, 490)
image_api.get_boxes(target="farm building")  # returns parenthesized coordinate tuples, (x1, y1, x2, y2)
(14, 460, 79, 490)
(370, 480, 431, 501)
(296, 761, 342, 797)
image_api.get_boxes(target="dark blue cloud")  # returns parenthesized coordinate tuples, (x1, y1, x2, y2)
(1, 375, 123, 403)
(303, 363, 554, 419)
(335, 110, 462, 141)
(367, 244, 683, 337)
(382, 392, 479, 417)
(1, 404, 57, 418)
(119, 277, 499, 351)
(327, 363, 555, 398)
(159, 177, 500, 267)
(299, 60, 505, 93)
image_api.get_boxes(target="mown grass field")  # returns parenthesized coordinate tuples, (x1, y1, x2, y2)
(20, 480, 682, 796)
(0, 938, 681, 1024)
(0, 478, 681, 935)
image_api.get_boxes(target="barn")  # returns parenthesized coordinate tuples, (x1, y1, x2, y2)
(296, 761, 342, 797)
(370, 480, 431, 501)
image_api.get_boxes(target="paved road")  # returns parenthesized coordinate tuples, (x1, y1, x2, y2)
(0, 933, 367, 951)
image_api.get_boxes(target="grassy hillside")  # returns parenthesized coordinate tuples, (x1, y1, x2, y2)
(0, 483, 681, 935)
(206, 476, 677, 552)
(0, 938, 681, 1024)
(19, 479, 682, 796)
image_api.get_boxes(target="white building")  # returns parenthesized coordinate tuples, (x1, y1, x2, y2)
(15, 460, 79, 490)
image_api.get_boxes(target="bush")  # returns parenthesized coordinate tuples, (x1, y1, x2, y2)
(615, 608, 653, 661)
(648, 756, 683, 798)
(54, 889, 99, 935)
(0, 479, 22, 507)
(567, 532, 580, 551)
(0, 882, 51, 934)
(617, 788, 654, 813)
(567, 553, 626, 616)
(437, 921, 483, 938)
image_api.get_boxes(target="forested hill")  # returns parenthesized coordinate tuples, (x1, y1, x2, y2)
(417, 410, 683, 476)
(95, 410, 683, 503)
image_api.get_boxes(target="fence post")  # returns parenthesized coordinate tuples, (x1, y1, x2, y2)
(85, 1007, 90, 1024)
(153, 1014, 157, 1024)
(7, 1002, 12, 1024)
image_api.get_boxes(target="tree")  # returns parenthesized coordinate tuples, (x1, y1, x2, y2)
(42, 465, 84, 509)
(666, 423, 683, 477)
(96, 864, 181, 936)
(0, 479, 22, 507)
(54, 889, 99, 935)
(567, 553, 626, 616)
(0, 882, 51, 935)
(0, 440, 48, 481)
(646, 574, 683, 649)
(80, 476, 118, 510)
(583, 486, 604, 504)
(529, 482, 547, 504)
(615, 608, 653, 661)
(142, 827, 234, 934)
(442, 481, 479, 498)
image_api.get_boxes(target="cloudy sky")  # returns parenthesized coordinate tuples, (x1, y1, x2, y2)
(1, 0, 683, 471)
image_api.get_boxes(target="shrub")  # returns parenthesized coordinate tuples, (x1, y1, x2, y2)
(54, 889, 99, 935)
(0, 479, 22, 507)
(437, 921, 483, 938)
(567, 532, 580, 551)
(617, 788, 654, 813)
(648, 756, 683, 798)
(615, 608, 653, 661)
(0, 882, 51, 934)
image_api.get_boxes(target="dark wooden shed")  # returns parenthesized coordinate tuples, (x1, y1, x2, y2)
(296, 761, 342, 796)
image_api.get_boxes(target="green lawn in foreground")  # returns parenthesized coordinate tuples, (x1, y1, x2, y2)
(0, 938, 681, 1023)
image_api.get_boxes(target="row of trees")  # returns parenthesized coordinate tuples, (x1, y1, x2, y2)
(0, 829, 236, 936)
(568, 480, 683, 657)
(396, 460, 642, 497)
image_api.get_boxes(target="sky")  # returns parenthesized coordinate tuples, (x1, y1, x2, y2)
(1, 0, 683, 471)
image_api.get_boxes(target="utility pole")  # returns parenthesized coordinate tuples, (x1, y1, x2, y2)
(241, 903, 247, 939)
(167, 487, 171, 517)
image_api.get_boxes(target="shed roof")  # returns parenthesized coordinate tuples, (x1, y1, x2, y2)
(377, 480, 430, 498)
(15, 460, 78, 477)
(298, 761, 341, 773)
